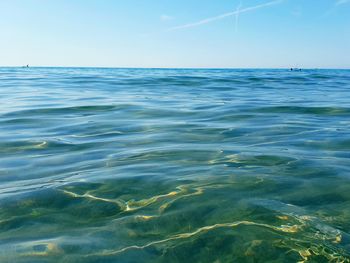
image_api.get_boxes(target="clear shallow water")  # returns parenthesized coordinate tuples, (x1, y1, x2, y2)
(0, 67, 350, 262)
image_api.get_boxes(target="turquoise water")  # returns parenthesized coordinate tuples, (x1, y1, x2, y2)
(0, 68, 350, 262)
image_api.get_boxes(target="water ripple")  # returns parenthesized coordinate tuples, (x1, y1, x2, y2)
(0, 68, 350, 262)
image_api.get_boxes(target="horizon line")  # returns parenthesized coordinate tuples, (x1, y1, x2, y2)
(0, 66, 349, 70)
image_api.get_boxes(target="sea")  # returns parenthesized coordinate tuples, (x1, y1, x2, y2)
(0, 67, 349, 262)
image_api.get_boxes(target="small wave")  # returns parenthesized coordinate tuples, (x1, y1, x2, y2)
(253, 106, 350, 116)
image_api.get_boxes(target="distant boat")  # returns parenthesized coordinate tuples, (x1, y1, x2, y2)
(290, 68, 301, 71)
(22, 65, 29, 68)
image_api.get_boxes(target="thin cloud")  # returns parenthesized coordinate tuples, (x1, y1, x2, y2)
(161, 15, 174, 21)
(336, 0, 350, 6)
(167, 0, 284, 32)
(291, 6, 302, 17)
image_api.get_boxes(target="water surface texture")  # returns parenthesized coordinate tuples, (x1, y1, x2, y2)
(1, 68, 350, 262)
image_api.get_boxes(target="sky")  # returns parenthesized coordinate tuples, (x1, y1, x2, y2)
(0, 0, 349, 68)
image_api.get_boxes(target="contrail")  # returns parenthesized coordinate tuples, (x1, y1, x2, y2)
(235, 1, 243, 33)
(167, 0, 283, 32)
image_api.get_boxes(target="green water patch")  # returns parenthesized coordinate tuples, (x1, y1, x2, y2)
(253, 106, 350, 116)
(2, 105, 119, 118)
(1, 173, 350, 262)
(298, 139, 350, 152)
(210, 154, 297, 168)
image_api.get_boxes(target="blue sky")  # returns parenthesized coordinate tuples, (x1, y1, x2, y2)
(0, 0, 349, 68)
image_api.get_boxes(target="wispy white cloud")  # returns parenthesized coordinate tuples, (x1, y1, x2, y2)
(336, 0, 350, 6)
(167, 0, 284, 32)
(160, 14, 174, 21)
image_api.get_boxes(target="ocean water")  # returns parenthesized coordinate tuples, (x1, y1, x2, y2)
(0, 67, 350, 263)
